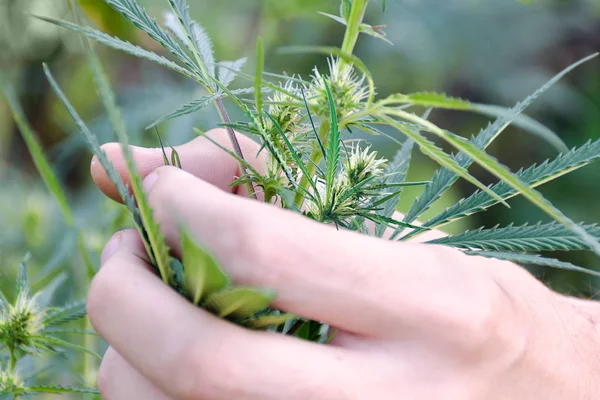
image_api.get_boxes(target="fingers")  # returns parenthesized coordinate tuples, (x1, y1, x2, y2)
(97, 348, 170, 400)
(91, 128, 264, 202)
(141, 166, 512, 339)
(90, 230, 353, 400)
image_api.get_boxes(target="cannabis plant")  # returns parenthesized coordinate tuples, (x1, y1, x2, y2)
(2, 0, 600, 396)
(0, 254, 97, 398)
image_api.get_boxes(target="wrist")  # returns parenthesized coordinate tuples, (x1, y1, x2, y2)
(562, 295, 600, 393)
(528, 294, 600, 399)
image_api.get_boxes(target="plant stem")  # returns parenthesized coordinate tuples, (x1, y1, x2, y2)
(77, 234, 96, 280)
(293, 1, 369, 208)
(215, 99, 257, 199)
(170, 12, 256, 201)
(82, 319, 97, 392)
(9, 347, 17, 372)
(294, 120, 331, 208)
(340, 0, 369, 57)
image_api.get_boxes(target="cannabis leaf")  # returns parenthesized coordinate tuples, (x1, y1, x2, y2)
(392, 53, 598, 238)
(422, 138, 600, 232)
(429, 222, 600, 252)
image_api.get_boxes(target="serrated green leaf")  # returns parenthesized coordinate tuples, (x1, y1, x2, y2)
(374, 139, 414, 237)
(168, 0, 215, 80)
(71, 29, 174, 283)
(429, 222, 600, 252)
(204, 287, 275, 319)
(474, 103, 567, 153)
(42, 64, 150, 262)
(380, 115, 508, 207)
(218, 57, 247, 88)
(163, 10, 191, 49)
(360, 213, 421, 231)
(25, 385, 99, 395)
(103, 0, 200, 75)
(16, 253, 31, 297)
(75, 16, 177, 282)
(146, 93, 218, 129)
(464, 251, 600, 279)
(382, 92, 471, 110)
(41, 328, 98, 336)
(423, 138, 600, 231)
(255, 37, 264, 116)
(35, 16, 194, 79)
(33, 335, 101, 359)
(325, 81, 341, 207)
(382, 92, 567, 152)
(394, 53, 598, 238)
(440, 132, 600, 255)
(302, 88, 327, 160)
(181, 228, 229, 305)
(32, 273, 67, 309)
(43, 299, 87, 327)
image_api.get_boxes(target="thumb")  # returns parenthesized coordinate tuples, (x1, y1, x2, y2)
(90, 128, 264, 203)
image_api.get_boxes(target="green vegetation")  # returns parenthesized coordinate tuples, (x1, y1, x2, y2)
(0, 0, 599, 397)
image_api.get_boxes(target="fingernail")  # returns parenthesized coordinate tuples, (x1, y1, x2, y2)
(143, 171, 159, 192)
(101, 232, 122, 264)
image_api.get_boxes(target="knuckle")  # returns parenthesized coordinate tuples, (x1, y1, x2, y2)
(467, 286, 506, 347)
(460, 277, 527, 362)
(426, 247, 528, 359)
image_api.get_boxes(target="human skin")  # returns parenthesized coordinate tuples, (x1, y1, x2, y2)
(90, 129, 600, 400)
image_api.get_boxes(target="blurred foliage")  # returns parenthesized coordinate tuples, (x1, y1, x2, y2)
(0, 0, 598, 395)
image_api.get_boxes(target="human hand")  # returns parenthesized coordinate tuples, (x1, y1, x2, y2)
(89, 129, 600, 400)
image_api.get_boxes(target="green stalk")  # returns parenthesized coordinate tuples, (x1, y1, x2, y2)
(82, 320, 96, 391)
(215, 98, 257, 199)
(294, 1, 369, 208)
(294, 120, 330, 208)
(170, 13, 256, 200)
(340, 0, 369, 58)
(9, 347, 17, 372)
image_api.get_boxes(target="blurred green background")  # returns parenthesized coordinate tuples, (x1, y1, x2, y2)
(2, 0, 600, 291)
(0, 0, 599, 392)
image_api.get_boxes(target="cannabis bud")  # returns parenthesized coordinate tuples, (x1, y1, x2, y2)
(266, 79, 305, 134)
(0, 294, 46, 356)
(308, 57, 368, 118)
(341, 145, 386, 193)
